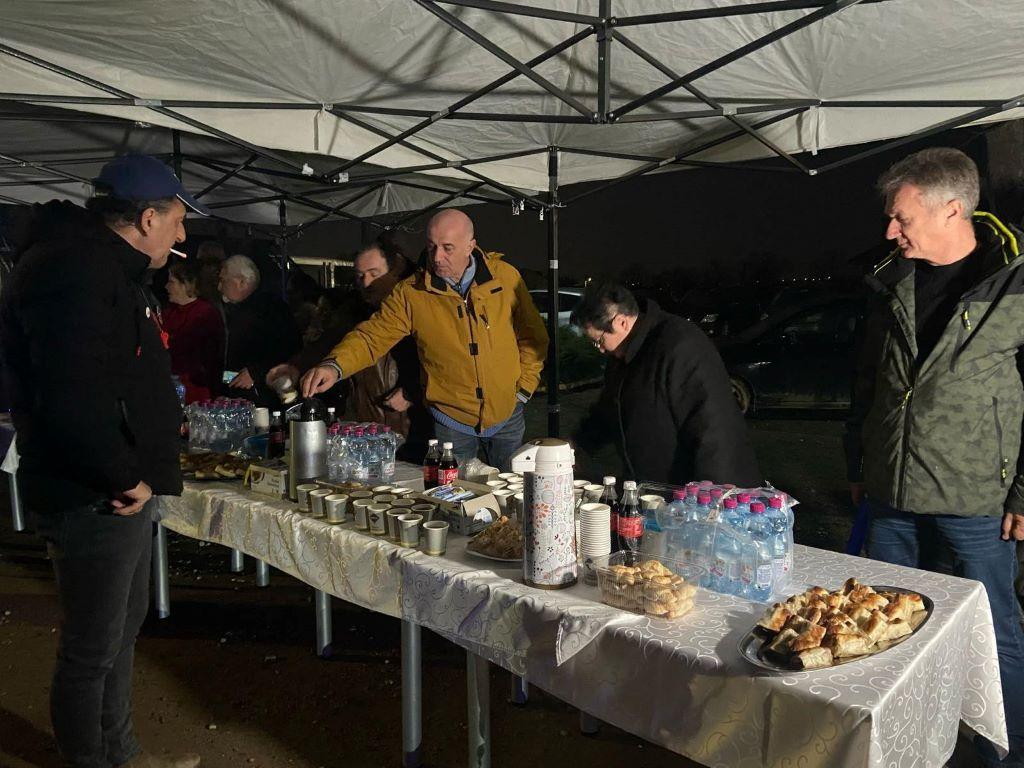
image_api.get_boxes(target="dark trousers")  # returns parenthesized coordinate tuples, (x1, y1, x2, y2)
(867, 501, 1024, 764)
(32, 501, 153, 768)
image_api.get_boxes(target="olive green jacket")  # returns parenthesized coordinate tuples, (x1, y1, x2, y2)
(845, 212, 1024, 517)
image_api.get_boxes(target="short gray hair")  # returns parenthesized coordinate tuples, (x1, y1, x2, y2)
(877, 147, 979, 218)
(223, 254, 260, 287)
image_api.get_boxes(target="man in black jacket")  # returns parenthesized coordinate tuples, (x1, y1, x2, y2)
(572, 282, 760, 487)
(0, 155, 203, 768)
(219, 253, 301, 407)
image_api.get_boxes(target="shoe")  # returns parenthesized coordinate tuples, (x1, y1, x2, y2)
(115, 750, 201, 768)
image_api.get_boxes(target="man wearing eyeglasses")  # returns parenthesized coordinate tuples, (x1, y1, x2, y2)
(570, 281, 760, 486)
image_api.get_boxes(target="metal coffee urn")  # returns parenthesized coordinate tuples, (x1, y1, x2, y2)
(288, 397, 327, 501)
(511, 438, 577, 589)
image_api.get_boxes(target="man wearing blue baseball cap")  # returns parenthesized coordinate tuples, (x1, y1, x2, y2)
(1, 155, 205, 767)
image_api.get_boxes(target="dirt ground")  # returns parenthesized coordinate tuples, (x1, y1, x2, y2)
(0, 395, 864, 768)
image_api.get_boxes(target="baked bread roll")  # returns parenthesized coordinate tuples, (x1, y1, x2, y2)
(767, 628, 799, 655)
(829, 632, 872, 658)
(792, 624, 826, 652)
(758, 604, 793, 632)
(885, 618, 913, 641)
(794, 646, 834, 670)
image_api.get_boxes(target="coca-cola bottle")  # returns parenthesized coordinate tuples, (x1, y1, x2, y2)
(326, 406, 337, 426)
(422, 439, 440, 489)
(600, 476, 619, 550)
(438, 442, 459, 486)
(617, 480, 643, 563)
(268, 410, 285, 459)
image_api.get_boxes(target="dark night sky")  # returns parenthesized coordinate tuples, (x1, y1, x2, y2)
(285, 126, 992, 288)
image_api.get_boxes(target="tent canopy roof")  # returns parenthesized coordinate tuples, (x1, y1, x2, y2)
(2, 0, 1023, 223)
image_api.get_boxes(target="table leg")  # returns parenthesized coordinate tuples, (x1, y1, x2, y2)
(153, 522, 170, 619)
(229, 548, 244, 573)
(579, 711, 600, 735)
(401, 620, 422, 768)
(314, 589, 332, 658)
(467, 651, 491, 768)
(511, 674, 528, 705)
(8, 472, 25, 533)
(255, 559, 270, 587)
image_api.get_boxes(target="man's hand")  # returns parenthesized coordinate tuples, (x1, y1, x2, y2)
(383, 388, 412, 413)
(301, 364, 340, 398)
(111, 481, 153, 516)
(265, 363, 300, 387)
(1001, 511, 1024, 541)
(849, 482, 865, 507)
(229, 368, 254, 389)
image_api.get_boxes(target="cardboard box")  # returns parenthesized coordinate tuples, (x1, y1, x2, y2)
(416, 479, 500, 535)
(246, 459, 289, 500)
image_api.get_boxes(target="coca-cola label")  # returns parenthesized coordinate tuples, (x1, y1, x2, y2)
(617, 515, 643, 539)
(423, 465, 437, 485)
(438, 468, 459, 486)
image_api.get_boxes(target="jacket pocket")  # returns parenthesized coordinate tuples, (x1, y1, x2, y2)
(993, 396, 1007, 487)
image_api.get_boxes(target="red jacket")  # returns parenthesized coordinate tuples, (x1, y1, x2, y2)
(164, 298, 224, 403)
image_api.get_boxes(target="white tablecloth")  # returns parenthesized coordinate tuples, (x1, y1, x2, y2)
(155, 480, 1008, 768)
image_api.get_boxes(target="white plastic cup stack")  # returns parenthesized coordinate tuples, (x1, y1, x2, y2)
(578, 502, 612, 561)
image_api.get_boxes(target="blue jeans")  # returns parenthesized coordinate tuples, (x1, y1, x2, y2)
(433, 403, 526, 473)
(32, 501, 153, 767)
(867, 501, 1024, 762)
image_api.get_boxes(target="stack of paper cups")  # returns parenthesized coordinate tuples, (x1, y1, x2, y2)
(578, 502, 612, 565)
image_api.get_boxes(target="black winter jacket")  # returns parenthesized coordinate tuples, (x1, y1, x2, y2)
(0, 201, 183, 512)
(223, 290, 300, 406)
(576, 300, 761, 487)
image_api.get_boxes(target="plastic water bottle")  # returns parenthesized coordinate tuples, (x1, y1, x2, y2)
(709, 499, 744, 596)
(365, 425, 383, 478)
(349, 428, 369, 481)
(744, 501, 774, 602)
(767, 495, 793, 593)
(660, 490, 688, 562)
(379, 425, 397, 479)
(732, 492, 752, 531)
(680, 491, 713, 572)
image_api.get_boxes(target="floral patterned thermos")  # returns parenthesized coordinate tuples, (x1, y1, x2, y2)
(515, 438, 578, 589)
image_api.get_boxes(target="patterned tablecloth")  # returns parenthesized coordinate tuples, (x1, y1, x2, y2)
(155, 481, 1008, 768)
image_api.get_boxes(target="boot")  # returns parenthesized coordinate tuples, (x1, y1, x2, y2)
(115, 750, 201, 768)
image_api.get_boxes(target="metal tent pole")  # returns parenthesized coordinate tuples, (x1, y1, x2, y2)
(546, 148, 561, 438)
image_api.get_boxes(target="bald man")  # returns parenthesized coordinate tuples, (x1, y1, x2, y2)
(302, 209, 548, 471)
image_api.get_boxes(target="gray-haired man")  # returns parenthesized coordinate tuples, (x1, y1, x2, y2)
(845, 147, 1024, 765)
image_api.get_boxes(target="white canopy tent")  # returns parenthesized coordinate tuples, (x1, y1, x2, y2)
(3, 0, 1024, 432)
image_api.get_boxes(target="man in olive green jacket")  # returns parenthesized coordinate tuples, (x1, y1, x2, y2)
(845, 147, 1024, 765)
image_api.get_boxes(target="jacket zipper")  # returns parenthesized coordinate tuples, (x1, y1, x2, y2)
(460, 296, 486, 429)
(896, 384, 914, 509)
(616, 373, 637, 479)
(993, 396, 1007, 487)
(948, 302, 971, 373)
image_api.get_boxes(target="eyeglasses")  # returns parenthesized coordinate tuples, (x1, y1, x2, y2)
(590, 315, 620, 350)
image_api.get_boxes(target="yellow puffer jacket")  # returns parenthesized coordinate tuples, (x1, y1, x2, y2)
(327, 250, 549, 431)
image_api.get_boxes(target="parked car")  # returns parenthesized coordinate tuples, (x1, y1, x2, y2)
(717, 294, 866, 414)
(529, 288, 583, 332)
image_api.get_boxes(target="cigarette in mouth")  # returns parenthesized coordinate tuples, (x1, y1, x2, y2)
(169, 248, 186, 258)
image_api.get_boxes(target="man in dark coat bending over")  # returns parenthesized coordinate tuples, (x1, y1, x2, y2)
(571, 281, 761, 487)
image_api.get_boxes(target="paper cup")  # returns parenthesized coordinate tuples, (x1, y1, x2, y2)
(372, 485, 393, 494)
(492, 489, 514, 513)
(485, 480, 507, 491)
(573, 479, 590, 490)
(411, 503, 436, 522)
(583, 484, 604, 502)
(296, 483, 320, 511)
(391, 487, 415, 497)
(640, 494, 665, 512)
(252, 407, 270, 432)
(349, 490, 373, 502)
(373, 494, 397, 505)
(324, 494, 349, 524)
(498, 472, 518, 481)
(352, 499, 374, 531)
(510, 491, 524, 519)
(422, 521, 449, 556)
(391, 498, 416, 509)
(309, 489, 332, 518)
(386, 509, 403, 542)
(398, 513, 423, 547)
(367, 504, 390, 535)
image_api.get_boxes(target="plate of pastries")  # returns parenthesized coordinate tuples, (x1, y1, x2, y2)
(180, 452, 250, 480)
(741, 577, 931, 671)
(466, 516, 524, 561)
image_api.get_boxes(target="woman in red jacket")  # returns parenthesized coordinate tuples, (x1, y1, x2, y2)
(164, 257, 224, 403)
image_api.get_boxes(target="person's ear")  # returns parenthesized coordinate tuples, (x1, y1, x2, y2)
(944, 198, 963, 226)
(137, 206, 157, 235)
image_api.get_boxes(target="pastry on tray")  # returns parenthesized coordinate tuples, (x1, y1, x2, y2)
(753, 578, 928, 669)
(467, 515, 524, 559)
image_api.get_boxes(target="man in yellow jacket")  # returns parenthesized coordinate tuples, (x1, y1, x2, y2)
(301, 209, 549, 471)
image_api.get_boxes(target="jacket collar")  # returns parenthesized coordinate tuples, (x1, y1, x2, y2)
(97, 222, 152, 283)
(426, 247, 494, 294)
(620, 299, 663, 365)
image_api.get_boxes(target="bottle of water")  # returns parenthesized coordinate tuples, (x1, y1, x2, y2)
(349, 428, 370, 481)
(709, 503, 744, 596)
(365, 425, 383, 478)
(744, 501, 774, 601)
(767, 494, 793, 594)
(379, 425, 397, 479)
(326, 423, 341, 481)
(660, 490, 688, 562)
(734, 492, 752, 530)
(679, 491, 713, 574)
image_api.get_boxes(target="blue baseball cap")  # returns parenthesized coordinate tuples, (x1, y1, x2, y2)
(93, 154, 210, 216)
